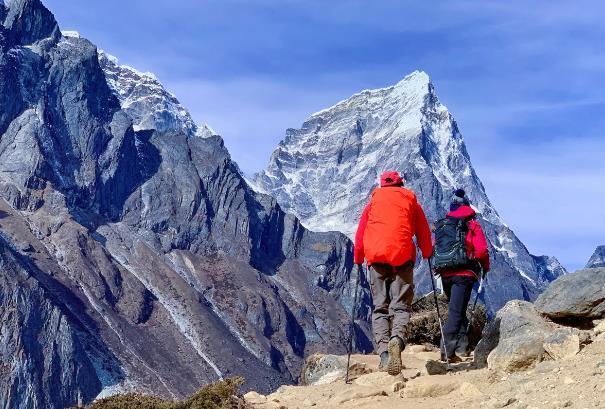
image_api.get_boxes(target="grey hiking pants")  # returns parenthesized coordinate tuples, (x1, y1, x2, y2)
(369, 262, 415, 355)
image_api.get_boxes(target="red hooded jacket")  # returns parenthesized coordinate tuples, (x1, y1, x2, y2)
(441, 205, 490, 278)
(354, 187, 432, 266)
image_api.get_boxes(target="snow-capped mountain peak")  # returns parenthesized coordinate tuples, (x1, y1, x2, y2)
(98, 50, 199, 136)
(256, 71, 565, 314)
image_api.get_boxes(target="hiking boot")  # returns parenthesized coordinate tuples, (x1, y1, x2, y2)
(443, 354, 463, 364)
(378, 351, 389, 372)
(387, 336, 404, 375)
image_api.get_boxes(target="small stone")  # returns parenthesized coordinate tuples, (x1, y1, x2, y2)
(302, 398, 316, 407)
(243, 391, 267, 404)
(408, 344, 428, 353)
(425, 359, 449, 375)
(331, 387, 388, 404)
(403, 377, 460, 398)
(563, 377, 575, 385)
(392, 381, 405, 392)
(595, 358, 605, 375)
(402, 368, 422, 379)
(594, 321, 605, 336)
(578, 330, 593, 345)
(487, 397, 517, 409)
(354, 371, 404, 388)
(459, 382, 483, 398)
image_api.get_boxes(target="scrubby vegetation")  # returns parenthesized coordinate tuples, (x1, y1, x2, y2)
(408, 292, 487, 348)
(83, 377, 250, 409)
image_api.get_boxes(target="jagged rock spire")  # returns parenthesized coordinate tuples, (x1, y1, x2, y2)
(2, 0, 59, 46)
(587, 245, 605, 268)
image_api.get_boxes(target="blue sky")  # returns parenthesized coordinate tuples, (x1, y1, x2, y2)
(44, 0, 604, 271)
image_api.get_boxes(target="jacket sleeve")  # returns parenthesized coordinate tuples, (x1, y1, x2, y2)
(354, 203, 371, 264)
(468, 220, 490, 272)
(414, 199, 433, 259)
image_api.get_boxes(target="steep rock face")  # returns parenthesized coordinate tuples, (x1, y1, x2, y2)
(0, 235, 107, 409)
(255, 72, 566, 314)
(586, 246, 605, 269)
(0, 1, 371, 407)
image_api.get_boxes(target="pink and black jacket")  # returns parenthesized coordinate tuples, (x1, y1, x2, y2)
(441, 205, 490, 279)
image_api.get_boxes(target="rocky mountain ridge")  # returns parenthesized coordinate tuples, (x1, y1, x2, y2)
(586, 245, 605, 269)
(255, 71, 567, 314)
(0, 1, 372, 407)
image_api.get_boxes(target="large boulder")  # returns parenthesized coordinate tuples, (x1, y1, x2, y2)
(535, 268, 605, 320)
(475, 300, 555, 372)
(542, 328, 580, 360)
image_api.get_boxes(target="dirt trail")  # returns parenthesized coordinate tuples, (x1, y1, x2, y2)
(246, 341, 605, 409)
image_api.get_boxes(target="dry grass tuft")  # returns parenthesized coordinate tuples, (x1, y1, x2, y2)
(83, 377, 251, 409)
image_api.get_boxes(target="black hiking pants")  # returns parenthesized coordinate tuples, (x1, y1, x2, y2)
(441, 276, 476, 359)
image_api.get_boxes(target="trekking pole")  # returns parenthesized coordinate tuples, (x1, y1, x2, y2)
(428, 258, 451, 371)
(411, 290, 435, 307)
(345, 264, 362, 384)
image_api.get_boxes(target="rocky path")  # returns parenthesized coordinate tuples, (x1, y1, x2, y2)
(245, 340, 605, 409)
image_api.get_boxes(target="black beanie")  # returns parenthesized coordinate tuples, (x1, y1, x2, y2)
(451, 189, 470, 208)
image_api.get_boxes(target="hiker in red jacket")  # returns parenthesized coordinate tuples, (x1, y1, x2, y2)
(354, 171, 432, 375)
(440, 189, 490, 362)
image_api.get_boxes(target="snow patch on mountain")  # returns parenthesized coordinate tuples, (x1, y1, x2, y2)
(99, 51, 216, 138)
(586, 245, 605, 268)
(61, 30, 80, 38)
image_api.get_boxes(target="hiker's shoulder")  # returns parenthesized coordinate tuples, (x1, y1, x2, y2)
(399, 187, 418, 201)
(371, 186, 416, 198)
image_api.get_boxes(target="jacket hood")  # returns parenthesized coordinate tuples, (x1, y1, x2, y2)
(447, 205, 476, 219)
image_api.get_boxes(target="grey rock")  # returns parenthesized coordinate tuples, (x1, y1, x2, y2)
(474, 317, 501, 369)
(2, 0, 59, 47)
(535, 268, 605, 319)
(0, 1, 373, 407)
(542, 328, 580, 360)
(595, 358, 605, 375)
(0, 235, 110, 409)
(586, 245, 605, 269)
(255, 71, 566, 316)
(480, 301, 555, 372)
(299, 354, 371, 385)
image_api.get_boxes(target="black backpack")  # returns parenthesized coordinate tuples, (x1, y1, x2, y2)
(432, 216, 472, 273)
